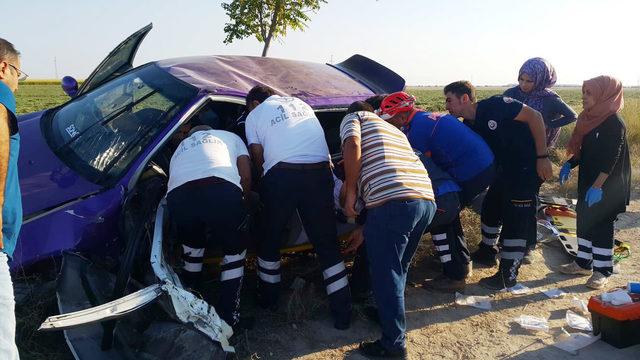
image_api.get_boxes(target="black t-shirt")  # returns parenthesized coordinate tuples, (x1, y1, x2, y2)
(467, 95, 536, 170)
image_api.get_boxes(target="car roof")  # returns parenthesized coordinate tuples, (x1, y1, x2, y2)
(155, 55, 376, 108)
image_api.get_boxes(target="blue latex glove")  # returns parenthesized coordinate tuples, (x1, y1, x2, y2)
(559, 162, 572, 185)
(585, 187, 603, 207)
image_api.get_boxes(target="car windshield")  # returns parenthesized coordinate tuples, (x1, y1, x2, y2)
(45, 64, 198, 186)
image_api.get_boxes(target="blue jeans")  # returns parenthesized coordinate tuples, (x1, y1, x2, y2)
(364, 198, 436, 351)
(0, 252, 19, 360)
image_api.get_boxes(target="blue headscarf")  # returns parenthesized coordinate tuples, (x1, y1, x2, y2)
(515, 57, 558, 112)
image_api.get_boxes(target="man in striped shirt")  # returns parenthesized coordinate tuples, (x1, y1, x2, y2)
(341, 101, 436, 359)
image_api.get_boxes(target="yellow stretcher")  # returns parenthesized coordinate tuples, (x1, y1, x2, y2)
(538, 196, 630, 261)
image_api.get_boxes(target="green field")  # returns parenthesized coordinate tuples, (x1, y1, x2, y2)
(15, 83, 640, 153)
(15, 84, 69, 114)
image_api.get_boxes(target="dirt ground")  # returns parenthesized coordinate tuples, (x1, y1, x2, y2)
(15, 190, 640, 360)
(231, 192, 640, 360)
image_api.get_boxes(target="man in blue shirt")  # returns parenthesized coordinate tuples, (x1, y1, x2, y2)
(378, 92, 495, 290)
(0, 38, 24, 360)
(378, 91, 495, 206)
(444, 81, 552, 291)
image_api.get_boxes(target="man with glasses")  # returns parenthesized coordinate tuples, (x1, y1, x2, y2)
(0, 38, 24, 360)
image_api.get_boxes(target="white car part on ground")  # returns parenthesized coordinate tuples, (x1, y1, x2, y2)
(39, 198, 234, 354)
(39, 284, 163, 331)
(151, 198, 234, 352)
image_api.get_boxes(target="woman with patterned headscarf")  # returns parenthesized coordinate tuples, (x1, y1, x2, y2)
(557, 75, 631, 290)
(504, 57, 577, 147)
(503, 58, 578, 265)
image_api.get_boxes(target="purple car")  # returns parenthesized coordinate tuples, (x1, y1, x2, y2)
(22, 24, 404, 358)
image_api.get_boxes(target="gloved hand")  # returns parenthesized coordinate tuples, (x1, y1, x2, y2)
(559, 162, 572, 185)
(585, 187, 603, 207)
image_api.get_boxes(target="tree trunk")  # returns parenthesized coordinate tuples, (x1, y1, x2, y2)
(262, 0, 282, 57)
(261, 37, 271, 57)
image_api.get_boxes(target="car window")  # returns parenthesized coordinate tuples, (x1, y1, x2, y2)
(45, 64, 198, 186)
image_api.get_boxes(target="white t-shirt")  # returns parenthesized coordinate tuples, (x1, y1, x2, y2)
(245, 95, 330, 175)
(167, 129, 249, 193)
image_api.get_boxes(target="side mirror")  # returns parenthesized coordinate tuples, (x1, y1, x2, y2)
(61, 76, 79, 98)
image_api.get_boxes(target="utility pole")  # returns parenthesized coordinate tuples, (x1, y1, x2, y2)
(54, 57, 59, 80)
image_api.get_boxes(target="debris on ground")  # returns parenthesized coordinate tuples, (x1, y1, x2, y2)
(454, 292, 492, 310)
(565, 310, 593, 332)
(540, 288, 567, 299)
(503, 283, 531, 295)
(553, 328, 601, 354)
(513, 315, 549, 332)
(571, 297, 589, 314)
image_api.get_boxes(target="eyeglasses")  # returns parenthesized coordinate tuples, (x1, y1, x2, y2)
(8, 64, 28, 81)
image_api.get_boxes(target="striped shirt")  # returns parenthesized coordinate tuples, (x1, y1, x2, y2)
(340, 111, 434, 208)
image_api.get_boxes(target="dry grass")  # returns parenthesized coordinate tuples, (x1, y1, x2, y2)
(13, 275, 72, 360)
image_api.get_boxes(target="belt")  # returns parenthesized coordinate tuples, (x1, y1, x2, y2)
(273, 161, 330, 170)
(183, 176, 227, 187)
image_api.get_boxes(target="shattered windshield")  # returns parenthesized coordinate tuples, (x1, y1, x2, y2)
(46, 64, 198, 186)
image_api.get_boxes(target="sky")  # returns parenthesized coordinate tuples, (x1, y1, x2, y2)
(3, 0, 639, 86)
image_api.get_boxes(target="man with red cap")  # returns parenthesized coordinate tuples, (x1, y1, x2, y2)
(378, 91, 496, 291)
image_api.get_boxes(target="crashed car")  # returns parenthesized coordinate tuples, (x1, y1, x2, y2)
(17, 24, 405, 358)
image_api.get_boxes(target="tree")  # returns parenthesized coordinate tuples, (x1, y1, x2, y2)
(221, 0, 327, 57)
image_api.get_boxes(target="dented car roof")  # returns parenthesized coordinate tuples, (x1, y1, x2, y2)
(155, 55, 378, 108)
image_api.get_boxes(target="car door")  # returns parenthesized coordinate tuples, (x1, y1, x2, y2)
(76, 23, 153, 97)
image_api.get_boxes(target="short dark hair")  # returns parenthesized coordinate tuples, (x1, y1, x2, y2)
(347, 101, 374, 114)
(0, 38, 20, 62)
(246, 85, 275, 105)
(364, 94, 386, 111)
(444, 81, 476, 102)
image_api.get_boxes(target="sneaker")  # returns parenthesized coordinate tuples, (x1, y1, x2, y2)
(558, 262, 592, 276)
(478, 271, 516, 291)
(359, 340, 407, 359)
(422, 274, 466, 293)
(471, 249, 497, 268)
(586, 272, 609, 290)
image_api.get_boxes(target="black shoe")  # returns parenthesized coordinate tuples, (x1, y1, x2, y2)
(359, 340, 407, 359)
(478, 271, 516, 291)
(334, 317, 351, 330)
(353, 289, 374, 304)
(363, 305, 380, 325)
(257, 293, 279, 311)
(422, 274, 466, 293)
(470, 249, 497, 268)
(333, 309, 352, 330)
(231, 316, 255, 333)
